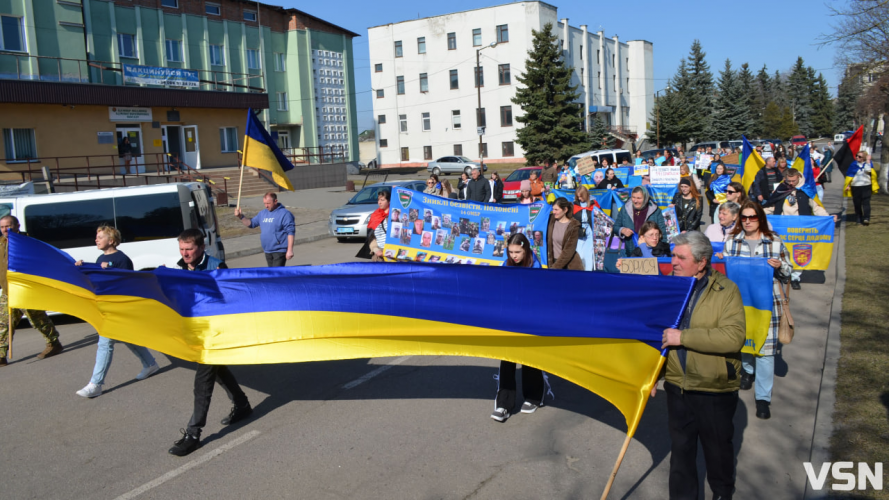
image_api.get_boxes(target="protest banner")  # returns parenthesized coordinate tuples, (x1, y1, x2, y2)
(645, 185, 677, 211)
(633, 165, 649, 176)
(576, 156, 596, 176)
(385, 188, 552, 266)
(592, 207, 614, 271)
(722, 153, 740, 164)
(724, 257, 774, 356)
(767, 215, 835, 270)
(661, 207, 680, 242)
(698, 154, 713, 170)
(122, 64, 199, 88)
(650, 165, 680, 185)
(619, 258, 659, 275)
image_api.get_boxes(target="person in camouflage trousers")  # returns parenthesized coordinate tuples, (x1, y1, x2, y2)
(0, 216, 63, 366)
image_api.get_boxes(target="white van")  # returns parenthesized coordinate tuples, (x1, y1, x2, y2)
(0, 183, 224, 270)
(567, 149, 633, 168)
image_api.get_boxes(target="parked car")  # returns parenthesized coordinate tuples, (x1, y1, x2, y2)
(640, 148, 679, 162)
(567, 149, 633, 169)
(689, 141, 731, 153)
(426, 156, 486, 175)
(501, 166, 542, 201)
(790, 135, 807, 146)
(328, 180, 427, 241)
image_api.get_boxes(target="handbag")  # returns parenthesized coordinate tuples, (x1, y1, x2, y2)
(777, 280, 795, 345)
(602, 234, 625, 273)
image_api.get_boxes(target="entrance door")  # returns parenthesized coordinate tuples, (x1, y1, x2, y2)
(163, 125, 182, 171)
(116, 126, 145, 174)
(278, 130, 291, 154)
(183, 125, 201, 170)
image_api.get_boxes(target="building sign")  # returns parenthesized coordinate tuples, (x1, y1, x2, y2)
(109, 107, 153, 122)
(97, 131, 115, 144)
(122, 64, 199, 88)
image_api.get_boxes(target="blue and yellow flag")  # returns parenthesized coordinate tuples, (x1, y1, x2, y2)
(243, 109, 295, 191)
(6, 232, 695, 436)
(709, 174, 731, 204)
(724, 257, 773, 356)
(740, 136, 765, 195)
(767, 215, 835, 271)
(790, 144, 819, 202)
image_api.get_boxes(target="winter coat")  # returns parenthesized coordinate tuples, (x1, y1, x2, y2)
(612, 199, 667, 255)
(465, 177, 492, 203)
(545, 217, 584, 270)
(671, 193, 703, 232)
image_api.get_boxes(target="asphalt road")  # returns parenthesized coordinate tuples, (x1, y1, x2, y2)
(0, 180, 845, 499)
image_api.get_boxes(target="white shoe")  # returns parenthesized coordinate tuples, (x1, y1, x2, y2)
(76, 383, 103, 398)
(136, 363, 160, 381)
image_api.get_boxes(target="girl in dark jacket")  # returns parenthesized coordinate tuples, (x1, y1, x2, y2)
(670, 177, 703, 232)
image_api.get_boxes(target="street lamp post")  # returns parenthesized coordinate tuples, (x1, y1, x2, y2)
(655, 85, 671, 149)
(476, 42, 497, 170)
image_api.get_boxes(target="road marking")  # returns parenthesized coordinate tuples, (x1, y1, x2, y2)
(113, 430, 261, 500)
(342, 356, 411, 390)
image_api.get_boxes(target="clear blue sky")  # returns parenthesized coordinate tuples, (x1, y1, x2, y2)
(278, 0, 843, 131)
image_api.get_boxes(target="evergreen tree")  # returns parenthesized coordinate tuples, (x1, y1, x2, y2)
(512, 23, 588, 164)
(811, 73, 834, 138)
(753, 65, 772, 137)
(684, 40, 716, 141)
(736, 63, 757, 137)
(589, 114, 616, 149)
(646, 89, 684, 147)
(772, 70, 787, 107)
(834, 71, 862, 132)
(713, 59, 751, 140)
(787, 57, 814, 137)
(762, 102, 798, 140)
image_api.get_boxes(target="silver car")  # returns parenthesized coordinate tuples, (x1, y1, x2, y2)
(426, 156, 486, 176)
(328, 180, 427, 241)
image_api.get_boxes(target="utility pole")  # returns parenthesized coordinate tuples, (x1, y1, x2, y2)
(476, 42, 497, 169)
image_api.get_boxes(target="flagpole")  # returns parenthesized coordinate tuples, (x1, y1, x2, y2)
(236, 140, 249, 211)
(7, 305, 13, 360)
(599, 354, 667, 500)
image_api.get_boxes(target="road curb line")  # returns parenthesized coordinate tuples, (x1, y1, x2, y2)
(225, 233, 333, 260)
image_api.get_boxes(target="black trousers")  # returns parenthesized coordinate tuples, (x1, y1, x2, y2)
(851, 185, 872, 223)
(265, 252, 287, 267)
(495, 361, 545, 411)
(187, 364, 249, 436)
(665, 382, 738, 500)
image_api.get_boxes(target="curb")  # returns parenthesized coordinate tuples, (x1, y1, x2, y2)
(224, 233, 334, 260)
(803, 197, 847, 499)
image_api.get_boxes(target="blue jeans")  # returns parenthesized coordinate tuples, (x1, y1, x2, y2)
(742, 353, 775, 402)
(90, 336, 156, 385)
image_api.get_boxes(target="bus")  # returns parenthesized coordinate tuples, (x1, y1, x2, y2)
(0, 182, 224, 270)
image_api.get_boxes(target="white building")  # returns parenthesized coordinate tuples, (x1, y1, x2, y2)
(367, 1, 654, 167)
(312, 49, 351, 156)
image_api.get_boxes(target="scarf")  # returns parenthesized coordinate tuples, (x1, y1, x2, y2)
(368, 208, 388, 230)
(633, 206, 648, 234)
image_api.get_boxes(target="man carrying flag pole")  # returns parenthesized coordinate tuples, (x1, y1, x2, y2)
(833, 126, 879, 225)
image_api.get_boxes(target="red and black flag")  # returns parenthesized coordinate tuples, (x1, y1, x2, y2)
(832, 125, 864, 177)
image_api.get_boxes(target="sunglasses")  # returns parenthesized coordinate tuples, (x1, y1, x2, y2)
(726, 190, 737, 194)
(740, 215, 758, 222)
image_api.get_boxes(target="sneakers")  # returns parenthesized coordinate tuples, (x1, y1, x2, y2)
(755, 399, 771, 420)
(168, 429, 201, 457)
(221, 403, 253, 426)
(0, 357, 6, 367)
(37, 340, 63, 360)
(76, 383, 103, 398)
(791, 280, 801, 290)
(520, 401, 541, 414)
(136, 363, 160, 381)
(490, 407, 510, 422)
(863, 219, 870, 226)
(739, 371, 754, 391)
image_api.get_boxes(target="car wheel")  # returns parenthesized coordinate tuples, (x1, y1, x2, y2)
(432, 167, 441, 176)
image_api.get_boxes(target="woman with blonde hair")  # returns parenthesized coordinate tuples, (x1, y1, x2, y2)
(669, 177, 703, 232)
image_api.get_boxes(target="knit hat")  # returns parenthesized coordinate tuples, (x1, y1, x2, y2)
(520, 180, 531, 191)
(679, 177, 692, 187)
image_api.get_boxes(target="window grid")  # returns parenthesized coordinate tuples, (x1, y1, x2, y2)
(498, 64, 510, 85)
(118, 33, 138, 59)
(419, 73, 428, 93)
(447, 32, 456, 50)
(496, 25, 508, 43)
(472, 28, 481, 47)
(219, 127, 238, 153)
(165, 39, 182, 62)
(452, 110, 461, 129)
(394, 41, 403, 57)
(0, 16, 26, 52)
(424, 146, 432, 160)
(417, 37, 426, 54)
(450, 69, 458, 89)
(422, 112, 430, 131)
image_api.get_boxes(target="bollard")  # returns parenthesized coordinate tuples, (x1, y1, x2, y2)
(345, 180, 355, 192)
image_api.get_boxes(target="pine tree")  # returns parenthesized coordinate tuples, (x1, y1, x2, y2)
(787, 57, 813, 137)
(753, 65, 772, 137)
(772, 70, 787, 107)
(589, 114, 616, 149)
(736, 63, 757, 137)
(811, 73, 834, 138)
(834, 71, 861, 132)
(713, 59, 751, 140)
(512, 23, 588, 164)
(684, 40, 716, 142)
(646, 87, 684, 147)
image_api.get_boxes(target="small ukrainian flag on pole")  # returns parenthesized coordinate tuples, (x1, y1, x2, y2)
(237, 109, 295, 207)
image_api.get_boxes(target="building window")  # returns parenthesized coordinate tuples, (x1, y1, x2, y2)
(597, 50, 600, 64)
(374, 63, 382, 72)
(419, 73, 428, 92)
(447, 32, 456, 50)
(496, 25, 508, 43)
(209, 44, 225, 66)
(498, 64, 510, 85)
(417, 37, 426, 54)
(396, 76, 405, 95)
(449, 69, 459, 89)
(424, 146, 432, 160)
(401, 147, 409, 161)
(247, 49, 260, 70)
(422, 112, 431, 131)
(2, 128, 36, 161)
(378, 114, 386, 124)
(0, 16, 25, 52)
(627, 77, 630, 91)
(394, 41, 402, 57)
(476, 107, 486, 128)
(399, 114, 407, 132)
(612, 54, 615, 67)
(502, 142, 514, 157)
(452, 110, 461, 129)
(205, 3, 220, 15)
(219, 127, 238, 153)
(475, 67, 483, 87)
(580, 45, 583, 59)
(500, 106, 513, 127)
(117, 33, 137, 59)
(244, 10, 257, 22)
(580, 67, 584, 86)
(165, 39, 182, 62)
(598, 72, 601, 89)
(161, 0, 178, 8)
(277, 92, 288, 111)
(472, 28, 481, 47)
(376, 89, 384, 98)
(454, 144, 463, 156)
(478, 143, 487, 158)
(380, 139, 388, 148)
(274, 53, 285, 72)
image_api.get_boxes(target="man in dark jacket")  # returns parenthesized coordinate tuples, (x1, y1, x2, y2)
(751, 157, 782, 203)
(465, 167, 491, 203)
(168, 229, 253, 457)
(658, 231, 746, 500)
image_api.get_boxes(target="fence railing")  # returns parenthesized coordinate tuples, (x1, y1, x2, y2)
(281, 146, 348, 165)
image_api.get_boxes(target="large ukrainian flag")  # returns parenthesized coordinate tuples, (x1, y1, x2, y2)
(740, 136, 765, 195)
(6, 232, 694, 437)
(243, 109, 295, 191)
(724, 257, 773, 356)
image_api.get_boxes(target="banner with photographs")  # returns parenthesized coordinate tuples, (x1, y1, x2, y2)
(384, 188, 553, 266)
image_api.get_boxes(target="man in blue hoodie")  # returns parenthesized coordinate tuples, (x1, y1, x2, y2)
(234, 192, 296, 267)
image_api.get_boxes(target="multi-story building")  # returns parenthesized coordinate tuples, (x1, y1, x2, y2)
(0, 0, 358, 175)
(368, 1, 654, 167)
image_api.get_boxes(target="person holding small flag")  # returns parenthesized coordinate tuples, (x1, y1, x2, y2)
(845, 152, 878, 226)
(234, 192, 295, 267)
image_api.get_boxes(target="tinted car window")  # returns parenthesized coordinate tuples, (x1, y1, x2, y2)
(115, 193, 185, 243)
(506, 169, 537, 182)
(615, 152, 632, 164)
(348, 186, 391, 204)
(25, 199, 114, 248)
(0, 203, 12, 219)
